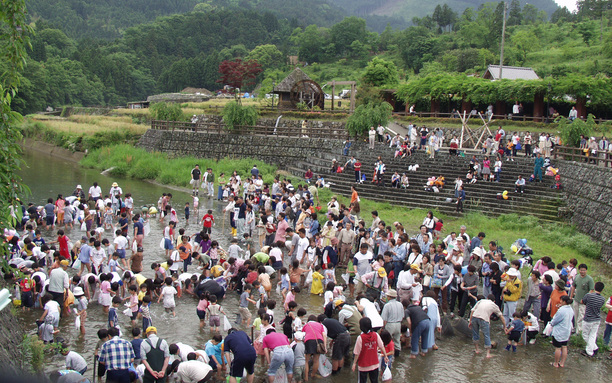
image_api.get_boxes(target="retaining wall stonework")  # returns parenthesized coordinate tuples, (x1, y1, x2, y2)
(560, 162, 612, 264)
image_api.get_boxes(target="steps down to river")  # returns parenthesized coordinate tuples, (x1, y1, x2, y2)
(287, 143, 564, 222)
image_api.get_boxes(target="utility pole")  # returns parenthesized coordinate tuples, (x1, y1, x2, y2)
(499, 1, 507, 80)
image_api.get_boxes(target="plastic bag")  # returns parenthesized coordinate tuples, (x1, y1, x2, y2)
(144, 222, 151, 236)
(71, 259, 81, 270)
(80, 221, 87, 231)
(223, 316, 232, 332)
(274, 366, 288, 383)
(341, 273, 349, 284)
(75, 315, 81, 330)
(159, 238, 165, 250)
(305, 269, 313, 285)
(318, 354, 332, 377)
(131, 240, 138, 253)
(543, 323, 552, 336)
(123, 307, 132, 317)
(276, 283, 281, 296)
(382, 366, 392, 381)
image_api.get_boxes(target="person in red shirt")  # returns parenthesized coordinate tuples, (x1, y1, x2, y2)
(51, 229, 71, 260)
(352, 317, 388, 382)
(354, 160, 362, 183)
(201, 209, 214, 235)
(18, 271, 35, 309)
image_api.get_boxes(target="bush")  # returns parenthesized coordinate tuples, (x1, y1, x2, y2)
(346, 101, 392, 137)
(150, 102, 185, 122)
(556, 114, 598, 147)
(222, 101, 259, 130)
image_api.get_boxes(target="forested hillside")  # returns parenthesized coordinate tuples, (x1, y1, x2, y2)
(11, 1, 611, 115)
(26, 0, 406, 36)
(329, 0, 559, 20)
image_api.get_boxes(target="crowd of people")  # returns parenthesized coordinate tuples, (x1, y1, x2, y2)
(4, 161, 612, 383)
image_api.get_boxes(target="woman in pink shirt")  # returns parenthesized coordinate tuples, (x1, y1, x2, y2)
(303, 316, 327, 380)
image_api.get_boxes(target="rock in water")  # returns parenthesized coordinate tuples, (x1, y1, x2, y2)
(441, 316, 455, 337)
(453, 317, 472, 338)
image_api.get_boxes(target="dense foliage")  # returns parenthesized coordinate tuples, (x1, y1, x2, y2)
(150, 102, 186, 122)
(222, 101, 259, 130)
(9, 1, 612, 118)
(1, 0, 31, 256)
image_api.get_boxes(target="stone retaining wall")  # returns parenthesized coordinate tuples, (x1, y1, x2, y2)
(560, 161, 612, 264)
(138, 129, 352, 168)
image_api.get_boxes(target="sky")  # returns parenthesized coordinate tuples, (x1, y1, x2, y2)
(553, 0, 578, 12)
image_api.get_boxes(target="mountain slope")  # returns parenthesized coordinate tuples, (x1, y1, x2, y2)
(329, 0, 559, 20)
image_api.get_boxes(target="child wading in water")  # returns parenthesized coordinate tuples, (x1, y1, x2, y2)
(505, 311, 525, 352)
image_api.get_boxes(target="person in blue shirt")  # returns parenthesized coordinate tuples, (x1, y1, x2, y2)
(224, 329, 256, 383)
(131, 327, 143, 364)
(504, 311, 525, 352)
(205, 334, 225, 374)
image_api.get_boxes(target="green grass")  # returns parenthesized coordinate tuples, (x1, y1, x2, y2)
(80, 144, 282, 187)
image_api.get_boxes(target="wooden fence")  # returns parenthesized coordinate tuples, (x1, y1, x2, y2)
(391, 111, 611, 124)
(554, 145, 612, 168)
(150, 120, 349, 140)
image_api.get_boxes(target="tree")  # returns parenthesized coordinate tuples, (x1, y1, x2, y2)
(150, 102, 185, 121)
(330, 16, 368, 56)
(1, 0, 32, 241)
(246, 44, 285, 70)
(577, 20, 598, 46)
(551, 7, 576, 24)
(511, 30, 539, 64)
(346, 101, 392, 137)
(362, 57, 399, 87)
(222, 101, 259, 130)
(217, 58, 263, 92)
(508, 0, 523, 26)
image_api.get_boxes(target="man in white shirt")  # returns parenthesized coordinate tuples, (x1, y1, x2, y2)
(88, 182, 102, 201)
(396, 264, 417, 303)
(176, 355, 214, 383)
(296, 228, 309, 264)
(514, 175, 526, 193)
(376, 124, 385, 142)
(368, 126, 376, 149)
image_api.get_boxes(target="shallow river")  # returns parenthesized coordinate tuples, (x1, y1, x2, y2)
(16, 147, 612, 382)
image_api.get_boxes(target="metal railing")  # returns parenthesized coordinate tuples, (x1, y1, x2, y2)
(554, 145, 612, 167)
(150, 120, 349, 140)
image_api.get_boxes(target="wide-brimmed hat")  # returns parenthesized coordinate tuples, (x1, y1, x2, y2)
(73, 287, 84, 297)
(386, 289, 397, 298)
(112, 182, 118, 187)
(76, 185, 82, 189)
(334, 299, 345, 307)
(507, 268, 520, 277)
(146, 326, 157, 334)
(555, 279, 566, 289)
(377, 267, 387, 278)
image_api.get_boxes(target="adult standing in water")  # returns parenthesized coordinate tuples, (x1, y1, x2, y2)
(191, 164, 201, 196)
(549, 295, 574, 368)
(224, 328, 257, 383)
(469, 294, 506, 358)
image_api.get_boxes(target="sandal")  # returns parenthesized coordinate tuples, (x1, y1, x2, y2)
(550, 362, 559, 368)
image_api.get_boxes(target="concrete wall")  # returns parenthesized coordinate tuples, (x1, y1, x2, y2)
(561, 162, 612, 264)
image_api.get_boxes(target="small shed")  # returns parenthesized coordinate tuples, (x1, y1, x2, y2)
(127, 101, 149, 109)
(483, 65, 539, 80)
(273, 68, 324, 110)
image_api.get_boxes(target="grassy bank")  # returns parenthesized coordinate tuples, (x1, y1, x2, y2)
(80, 144, 280, 187)
(19, 115, 146, 151)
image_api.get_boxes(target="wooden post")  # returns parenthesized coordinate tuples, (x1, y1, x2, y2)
(331, 81, 335, 111)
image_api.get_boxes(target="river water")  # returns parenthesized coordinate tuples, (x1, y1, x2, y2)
(16, 147, 612, 382)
